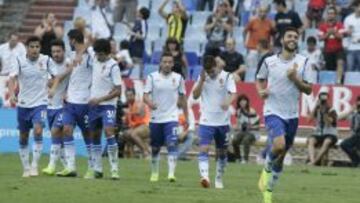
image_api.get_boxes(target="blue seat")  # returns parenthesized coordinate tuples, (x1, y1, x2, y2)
(184, 39, 201, 55)
(344, 72, 360, 86)
(244, 68, 257, 82)
(143, 64, 159, 78)
(185, 52, 198, 67)
(181, 0, 196, 11)
(153, 39, 165, 52)
(241, 11, 251, 26)
(150, 51, 162, 64)
(191, 11, 211, 27)
(138, 0, 150, 8)
(113, 23, 128, 40)
(185, 26, 207, 42)
(188, 65, 203, 81)
(318, 71, 337, 85)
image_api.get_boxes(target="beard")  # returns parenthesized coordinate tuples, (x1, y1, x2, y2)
(283, 41, 298, 52)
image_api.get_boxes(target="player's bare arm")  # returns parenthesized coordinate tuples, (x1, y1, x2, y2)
(255, 79, 269, 99)
(192, 70, 206, 100)
(89, 85, 121, 106)
(143, 93, 157, 110)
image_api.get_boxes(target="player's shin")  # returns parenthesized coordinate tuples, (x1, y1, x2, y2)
(216, 149, 227, 179)
(167, 145, 177, 179)
(48, 136, 62, 169)
(63, 135, 76, 171)
(31, 135, 43, 171)
(19, 137, 30, 172)
(106, 135, 118, 172)
(198, 151, 209, 179)
(151, 147, 160, 176)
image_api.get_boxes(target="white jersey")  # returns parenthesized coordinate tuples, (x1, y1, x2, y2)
(10, 54, 58, 108)
(256, 54, 316, 119)
(197, 70, 237, 126)
(90, 58, 122, 106)
(144, 71, 185, 123)
(48, 58, 71, 110)
(66, 52, 93, 104)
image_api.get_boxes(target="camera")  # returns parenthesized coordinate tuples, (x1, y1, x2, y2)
(319, 93, 328, 105)
(241, 122, 248, 132)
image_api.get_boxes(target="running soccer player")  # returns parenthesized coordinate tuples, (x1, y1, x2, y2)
(56, 29, 93, 177)
(42, 39, 71, 175)
(8, 36, 60, 177)
(256, 27, 315, 203)
(88, 39, 122, 179)
(143, 52, 188, 182)
(192, 55, 237, 189)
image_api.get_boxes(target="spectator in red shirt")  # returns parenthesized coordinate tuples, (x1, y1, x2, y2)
(318, 6, 346, 84)
(305, 0, 327, 28)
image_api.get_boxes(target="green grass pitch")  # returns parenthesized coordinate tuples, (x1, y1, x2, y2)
(0, 154, 359, 203)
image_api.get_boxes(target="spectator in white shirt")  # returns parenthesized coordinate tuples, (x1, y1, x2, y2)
(0, 32, 26, 75)
(344, 1, 360, 71)
(91, 0, 114, 39)
(301, 36, 324, 71)
(114, 40, 133, 77)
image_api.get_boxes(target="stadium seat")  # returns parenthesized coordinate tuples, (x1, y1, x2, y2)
(150, 51, 162, 64)
(147, 25, 162, 41)
(191, 11, 211, 27)
(185, 26, 207, 42)
(181, 0, 196, 11)
(244, 68, 257, 82)
(183, 39, 201, 55)
(151, 0, 171, 12)
(185, 52, 199, 67)
(148, 13, 166, 28)
(188, 65, 203, 80)
(143, 64, 159, 78)
(232, 26, 244, 42)
(240, 11, 251, 26)
(153, 39, 165, 52)
(236, 42, 247, 54)
(73, 7, 92, 24)
(344, 72, 360, 86)
(138, 0, 150, 8)
(63, 20, 73, 34)
(113, 23, 129, 41)
(145, 39, 153, 56)
(304, 28, 319, 40)
(318, 71, 337, 85)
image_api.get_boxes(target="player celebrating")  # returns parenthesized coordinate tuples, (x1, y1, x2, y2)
(88, 39, 122, 179)
(42, 39, 71, 175)
(256, 27, 314, 203)
(192, 55, 237, 189)
(56, 29, 93, 177)
(8, 36, 60, 177)
(143, 52, 188, 182)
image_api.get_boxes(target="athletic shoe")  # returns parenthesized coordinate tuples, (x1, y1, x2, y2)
(215, 177, 224, 189)
(42, 166, 56, 176)
(150, 173, 159, 182)
(200, 177, 210, 188)
(258, 169, 271, 192)
(111, 170, 120, 180)
(94, 171, 104, 179)
(30, 167, 39, 177)
(22, 169, 31, 178)
(83, 168, 95, 179)
(168, 175, 176, 182)
(56, 168, 77, 177)
(263, 190, 272, 203)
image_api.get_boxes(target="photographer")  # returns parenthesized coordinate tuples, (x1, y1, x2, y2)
(307, 89, 338, 166)
(230, 94, 260, 163)
(338, 96, 360, 167)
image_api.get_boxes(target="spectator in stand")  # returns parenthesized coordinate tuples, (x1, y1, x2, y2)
(159, 0, 188, 44)
(197, 0, 215, 11)
(114, 0, 138, 23)
(307, 89, 338, 166)
(305, 0, 327, 28)
(273, 0, 303, 50)
(219, 38, 246, 81)
(163, 37, 188, 78)
(301, 36, 324, 71)
(344, 1, 360, 72)
(244, 5, 274, 70)
(0, 32, 26, 75)
(318, 6, 346, 84)
(204, 1, 235, 56)
(73, 17, 93, 46)
(34, 12, 64, 56)
(91, 0, 114, 39)
(128, 7, 150, 79)
(116, 40, 134, 77)
(338, 96, 360, 168)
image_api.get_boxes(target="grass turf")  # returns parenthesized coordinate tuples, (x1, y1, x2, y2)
(0, 153, 359, 203)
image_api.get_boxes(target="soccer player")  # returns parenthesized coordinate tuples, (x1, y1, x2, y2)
(143, 52, 188, 182)
(256, 27, 314, 203)
(8, 36, 60, 177)
(192, 55, 237, 189)
(42, 39, 71, 175)
(88, 39, 122, 179)
(56, 29, 93, 177)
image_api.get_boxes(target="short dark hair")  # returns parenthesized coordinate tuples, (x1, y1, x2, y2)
(327, 6, 337, 14)
(67, 29, 84, 44)
(352, 0, 360, 8)
(281, 27, 299, 38)
(120, 40, 130, 50)
(139, 7, 150, 20)
(236, 94, 250, 110)
(50, 39, 65, 50)
(202, 55, 216, 70)
(306, 36, 317, 45)
(274, 0, 286, 7)
(161, 51, 174, 60)
(25, 36, 41, 46)
(165, 37, 181, 51)
(93, 38, 111, 54)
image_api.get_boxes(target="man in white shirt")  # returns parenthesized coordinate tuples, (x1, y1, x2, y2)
(0, 32, 26, 75)
(42, 39, 71, 176)
(192, 55, 237, 189)
(91, 0, 114, 39)
(256, 27, 314, 203)
(344, 1, 360, 72)
(301, 36, 323, 71)
(88, 38, 122, 180)
(143, 52, 188, 183)
(56, 29, 93, 178)
(8, 36, 60, 177)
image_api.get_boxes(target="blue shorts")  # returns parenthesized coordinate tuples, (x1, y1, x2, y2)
(149, 122, 178, 148)
(17, 105, 47, 132)
(264, 115, 299, 151)
(198, 125, 230, 149)
(62, 102, 89, 132)
(88, 105, 116, 131)
(47, 108, 64, 130)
